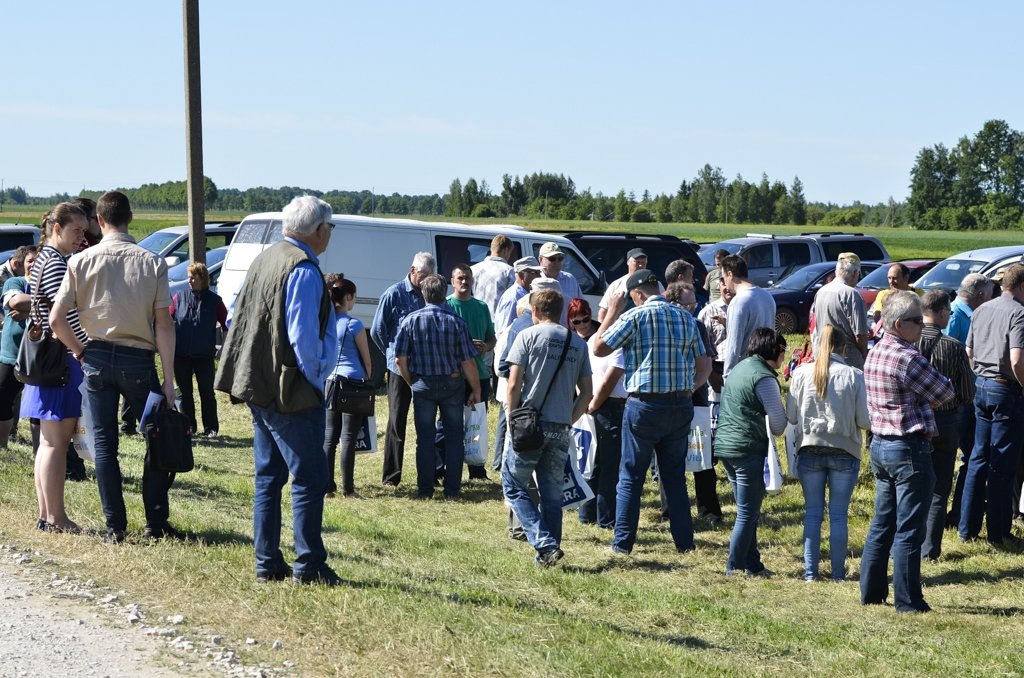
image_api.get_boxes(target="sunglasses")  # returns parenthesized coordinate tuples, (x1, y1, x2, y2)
(903, 316, 924, 325)
(570, 315, 591, 325)
(545, 255, 564, 262)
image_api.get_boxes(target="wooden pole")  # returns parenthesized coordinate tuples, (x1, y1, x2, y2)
(183, 0, 206, 263)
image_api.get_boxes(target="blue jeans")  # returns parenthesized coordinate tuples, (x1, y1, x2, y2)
(250, 402, 328, 578)
(722, 453, 766, 575)
(579, 399, 624, 528)
(502, 423, 570, 555)
(411, 375, 464, 498)
(492, 405, 507, 472)
(860, 434, 935, 612)
(81, 341, 169, 532)
(959, 378, 1024, 544)
(797, 451, 860, 580)
(613, 395, 694, 553)
(924, 409, 961, 559)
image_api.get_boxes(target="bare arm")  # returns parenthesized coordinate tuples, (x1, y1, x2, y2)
(966, 346, 974, 370)
(572, 374, 593, 424)
(396, 355, 413, 387)
(1011, 347, 1024, 388)
(462, 358, 481, 407)
(49, 301, 85, 357)
(507, 364, 524, 412)
(856, 333, 868, 357)
(694, 355, 711, 391)
(154, 308, 177, 406)
(593, 292, 627, 357)
(355, 331, 373, 381)
(588, 366, 624, 414)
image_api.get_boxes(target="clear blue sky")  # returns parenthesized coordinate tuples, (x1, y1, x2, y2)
(4, 1, 1021, 205)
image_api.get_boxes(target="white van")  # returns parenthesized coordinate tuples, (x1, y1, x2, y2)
(218, 213, 606, 381)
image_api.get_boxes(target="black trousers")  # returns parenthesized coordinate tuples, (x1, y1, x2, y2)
(173, 354, 219, 434)
(382, 371, 412, 485)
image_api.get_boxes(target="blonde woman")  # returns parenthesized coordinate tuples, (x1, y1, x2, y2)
(787, 324, 869, 581)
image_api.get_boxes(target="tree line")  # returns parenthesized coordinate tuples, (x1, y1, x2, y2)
(908, 119, 1024, 230)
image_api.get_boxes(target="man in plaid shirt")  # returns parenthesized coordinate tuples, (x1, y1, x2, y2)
(861, 291, 954, 613)
(395, 274, 480, 500)
(594, 269, 710, 555)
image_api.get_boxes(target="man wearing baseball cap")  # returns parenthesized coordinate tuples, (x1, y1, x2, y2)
(811, 252, 869, 369)
(494, 257, 542, 335)
(599, 248, 664, 323)
(538, 242, 582, 325)
(594, 269, 710, 555)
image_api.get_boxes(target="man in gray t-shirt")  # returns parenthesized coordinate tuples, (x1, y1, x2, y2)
(504, 289, 592, 567)
(811, 255, 869, 369)
(960, 263, 1024, 547)
(721, 255, 776, 377)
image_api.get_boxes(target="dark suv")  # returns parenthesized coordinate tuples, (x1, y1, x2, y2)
(546, 231, 708, 291)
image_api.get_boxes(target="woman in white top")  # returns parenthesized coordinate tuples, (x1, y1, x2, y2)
(787, 324, 870, 581)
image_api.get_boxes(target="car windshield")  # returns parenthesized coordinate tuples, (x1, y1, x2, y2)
(167, 248, 229, 282)
(773, 266, 826, 290)
(137, 232, 181, 255)
(856, 265, 894, 290)
(914, 259, 987, 290)
(699, 242, 742, 266)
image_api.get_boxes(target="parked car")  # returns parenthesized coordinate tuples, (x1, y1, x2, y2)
(699, 232, 890, 287)
(167, 246, 230, 299)
(913, 245, 1024, 297)
(855, 259, 939, 308)
(541, 231, 707, 291)
(767, 261, 883, 334)
(0, 224, 41, 251)
(137, 222, 239, 266)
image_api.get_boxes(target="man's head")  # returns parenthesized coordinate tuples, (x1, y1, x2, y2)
(625, 248, 648, 274)
(9, 245, 34, 275)
(96, 191, 133, 232)
(513, 256, 542, 289)
(958, 273, 992, 309)
(882, 290, 925, 342)
(921, 289, 951, 330)
(886, 263, 911, 291)
(282, 195, 333, 255)
(664, 281, 697, 313)
(665, 259, 694, 284)
(409, 251, 436, 290)
(1002, 263, 1024, 300)
(420, 273, 448, 305)
(719, 279, 735, 304)
(626, 268, 660, 305)
(530, 288, 563, 323)
(720, 254, 748, 292)
(835, 252, 861, 286)
(491, 234, 514, 262)
(451, 263, 473, 298)
(714, 248, 730, 267)
(538, 242, 566, 278)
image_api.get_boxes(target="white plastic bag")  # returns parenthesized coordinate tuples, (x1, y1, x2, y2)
(463, 403, 489, 466)
(560, 453, 595, 510)
(686, 406, 713, 473)
(764, 417, 783, 493)
(72, 379, 95, 462)
(570, 413, 598, 480)
(784, 423, 800, 480)
(354, 415, 377, 454)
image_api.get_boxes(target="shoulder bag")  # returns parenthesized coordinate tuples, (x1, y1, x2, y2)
(143, 405, 195, 473)
(14, 253, 70, 387)
(508, 328, 571, 452)
(326, 317, 376, 417)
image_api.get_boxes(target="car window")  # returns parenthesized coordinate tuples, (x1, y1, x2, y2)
(0, 232, 37, 250)
(137, 232, 181, 256)
(914, 259, 987, 290)
(435, 235, 521, 277)
(774, 266, 825, 290)
(985, 257, 1024, 286)
(823, 240, 885, 262)
(778, 243, 812, 268)
(531, 244, 597, 295)
(743, 244, 774, 269)
(233, 220, 271, 244)
(857, 264, 893, 290)
(700, 242, 742, 266)
(204, 233, 232, 250)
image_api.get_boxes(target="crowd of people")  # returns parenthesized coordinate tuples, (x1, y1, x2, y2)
(11, 193, 1023, 605)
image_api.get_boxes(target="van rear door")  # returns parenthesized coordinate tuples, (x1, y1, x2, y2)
(219, 218, 277, 320)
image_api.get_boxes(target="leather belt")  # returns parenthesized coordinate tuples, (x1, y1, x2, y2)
(628, 390, 693, 401)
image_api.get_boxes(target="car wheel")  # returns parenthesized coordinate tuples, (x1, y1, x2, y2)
(775, 307, 798, 335)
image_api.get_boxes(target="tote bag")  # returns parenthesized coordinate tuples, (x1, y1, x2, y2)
(763, 417, 784, 493)
(685, 406, 713, 473)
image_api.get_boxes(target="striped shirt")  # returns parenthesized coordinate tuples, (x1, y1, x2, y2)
(601, 295, 705, 394)
(30, 246, 87, 345)
(394, 303, 477, 377)
(864, 331, 955, 437)
(470, 256, 515, 318)
(915, 324, 974, 413)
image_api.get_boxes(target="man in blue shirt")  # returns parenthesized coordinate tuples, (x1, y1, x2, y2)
(395, 274, 480, 499)
(372, 252, 435, 487)
(214, 195, 340, 585)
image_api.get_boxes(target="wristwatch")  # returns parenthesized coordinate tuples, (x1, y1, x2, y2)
(74, 342, 89, 362)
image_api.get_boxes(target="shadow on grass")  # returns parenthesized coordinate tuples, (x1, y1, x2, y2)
(950, 605, 1024, 617)
(198, 436, 254, 451)
(169, 475, 242, 502)
(191, 528, 252, 547)
(926, 566, 1024, 586)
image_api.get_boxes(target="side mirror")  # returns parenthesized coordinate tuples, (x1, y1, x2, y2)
(165, 255, 181, 267)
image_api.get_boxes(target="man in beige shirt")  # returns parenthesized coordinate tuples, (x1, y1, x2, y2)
(50, 191, 177, 544)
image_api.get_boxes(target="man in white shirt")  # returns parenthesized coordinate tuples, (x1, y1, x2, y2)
(470, 234, 515, 317)
(598, 248, 664, 322)
(538, 242, 581, 325)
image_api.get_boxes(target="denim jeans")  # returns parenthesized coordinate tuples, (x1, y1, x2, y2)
(722, 453, 766, 575)
(959, 378, 1024, 544)
(613, 395, 694, 553)
(797, 451, 860, 580)
(173, 354, 218, 434)
(81, 341, 170, 532)
(579, 398, 624, 528)
(860, 434, 935, 612)
(250, 402, 328, 578)
(411, 374, 464, 498)
(492, 405, 507, 472)
(923, 409, 961, 559)
(947, 403, 975, 527)
(502, 423, 570, 555)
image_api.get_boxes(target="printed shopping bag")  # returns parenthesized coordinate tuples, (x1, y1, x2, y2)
(784, 423, 800, 480)
(685, 406, 713, 473)
(72, 379, 95, 462)
(764, 417, 784, 493)
(559, 453, 595, 510)
(354, 415, 377, 454)
(571, 413, 597, 480)
(463, 403, 489, 466)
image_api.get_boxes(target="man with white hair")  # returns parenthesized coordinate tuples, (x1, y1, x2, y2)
(861, 291, 954, 613)
(810, 252, 869, 369)
(944, 273, 993, 345)
(372, 251, 436, 487)
(538, 242, 581, 326)
(216, 195, 341, 585)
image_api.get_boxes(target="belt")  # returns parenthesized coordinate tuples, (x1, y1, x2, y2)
(85, 340, 154, 358)
(628, 390, 693, 401)
(605, 397, 627, 403)
(988, 376, 1017, 386)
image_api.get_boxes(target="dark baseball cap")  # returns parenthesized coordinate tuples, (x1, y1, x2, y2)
(626, 248, 647, 261)
(626, 269, 658, 292)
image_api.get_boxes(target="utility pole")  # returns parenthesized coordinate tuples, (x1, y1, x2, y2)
(183, 0, 206, 263)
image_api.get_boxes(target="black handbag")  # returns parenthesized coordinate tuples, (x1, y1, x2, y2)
(14, 255, 69, 388)
(508, 329, 571, 452)
(143, 406, 195, 473)
(326, 318, 375, 417)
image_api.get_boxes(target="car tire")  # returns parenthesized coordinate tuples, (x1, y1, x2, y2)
(775, 307, 798, 335)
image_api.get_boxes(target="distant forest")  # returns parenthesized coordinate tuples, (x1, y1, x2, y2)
(3, 119, 1020, 230)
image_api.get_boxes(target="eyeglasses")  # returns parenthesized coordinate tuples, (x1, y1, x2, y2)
(545, 255, 564, 262)
(903, 316, 924, 325)
(570, 315, 591, 325)
(322, 222, 335, 231)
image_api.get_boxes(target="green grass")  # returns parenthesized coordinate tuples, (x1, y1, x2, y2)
(1, 388, 1023, 676)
